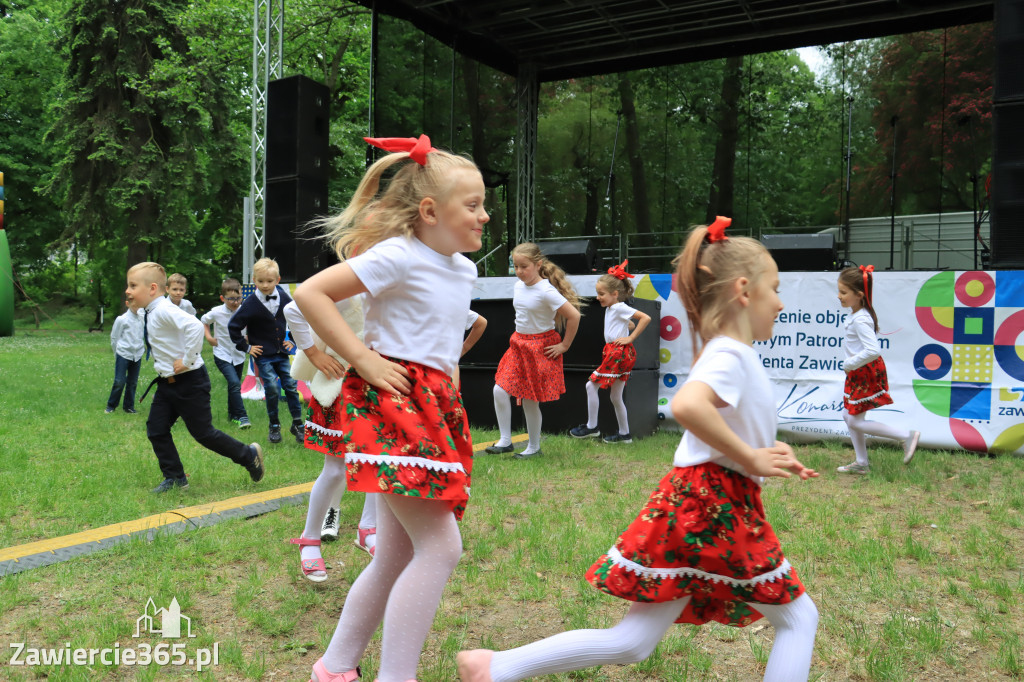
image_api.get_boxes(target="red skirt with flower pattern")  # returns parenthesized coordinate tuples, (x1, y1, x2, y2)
(495, 330, 565, 403)
(304, 394, 345, 455)
(844, 356, 894, 415)
(589, 343, 636, 389)
(334, 358, 474, 521)
(585, 462, 805, 628)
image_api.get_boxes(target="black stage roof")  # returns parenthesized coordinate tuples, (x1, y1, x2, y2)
(353, 0, 994, 81)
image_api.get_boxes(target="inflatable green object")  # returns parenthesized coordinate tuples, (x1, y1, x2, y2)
(0, 228, 12, 337)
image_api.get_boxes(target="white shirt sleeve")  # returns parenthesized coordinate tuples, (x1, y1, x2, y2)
(110, 316, 124, 354)
(687, 347, 744, 407)
(844, 314, 880, 371)
(283, 301, 314, 351)
(347, 239, 408, 296)
(182, 316, 205, 369)
(200, 310, 214, 326)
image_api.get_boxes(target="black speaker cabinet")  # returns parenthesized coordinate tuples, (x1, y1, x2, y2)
(267, 75, 330, 182)
(459, 366, 660, 439)
(991, 101, 1024, 268)
(539, 239, 599, 274)
(265, 177, 336, 282)
(760, 234, 836, 272)
(462, 297, 661, 371)
(995, 0, 1024, 103)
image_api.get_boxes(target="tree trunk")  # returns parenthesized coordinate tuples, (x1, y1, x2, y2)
(618, 75, 651, 250)
(706, 55, 744, 225)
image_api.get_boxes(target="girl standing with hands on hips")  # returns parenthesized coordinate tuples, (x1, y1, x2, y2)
(458, 217, 820, 682)
(293, 134, 486, 682)
(484, 243, 582, 459)
(836, 265, 920, 474)
(569, 259, 651, 443)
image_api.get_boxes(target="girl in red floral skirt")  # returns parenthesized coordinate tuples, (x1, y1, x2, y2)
(836, 265, 921, 474)
(458, 217, 821, 682)
(293, 134, 487, 682)
(569, 259, 651, 444)
(484, 243, 582, 459)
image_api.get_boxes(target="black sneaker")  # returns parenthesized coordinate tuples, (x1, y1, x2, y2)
(570, 424, 600, 438)
(123, 408, 138, 414)
(483, 443, 515, 454)
(246, 443, 265, 482)
(290, 420, 305, 444)
(321, 507, 340, 542)
(513, 449, 542, 460)
(268, 424, 282, 444)
(603, 433, 633, 444)
(151, 476, 189, 494)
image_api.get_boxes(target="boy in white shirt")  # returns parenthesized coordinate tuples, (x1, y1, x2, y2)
(106, 298, 145, 414)
(201, 278, 251, 429)
(166, 272, 197, 316)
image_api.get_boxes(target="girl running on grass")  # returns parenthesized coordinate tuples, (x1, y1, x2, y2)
(836, 265, 920, 474)
(458, 217, 820, 682)
(484, 243, 582, 459)
(293, 134, 486, 682)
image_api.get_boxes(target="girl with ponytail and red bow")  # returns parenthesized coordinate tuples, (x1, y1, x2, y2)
(836, 265, 921, 474)
(458, 219, 820, 682)
(293, 134, 487, 682)
(569, 259, 651, 443)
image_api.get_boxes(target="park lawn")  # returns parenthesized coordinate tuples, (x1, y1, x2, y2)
(1, 328, 1023, 681)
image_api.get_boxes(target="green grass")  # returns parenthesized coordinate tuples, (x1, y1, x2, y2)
(2, 329, 1024, 680)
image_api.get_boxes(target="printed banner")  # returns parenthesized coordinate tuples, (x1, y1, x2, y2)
(473, 271, 1024, 456)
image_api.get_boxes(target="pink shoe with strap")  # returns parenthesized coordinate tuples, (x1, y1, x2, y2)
(354, 527, 376, 557)
(288, 536, 327, 583)
(309, 659, 359, 682)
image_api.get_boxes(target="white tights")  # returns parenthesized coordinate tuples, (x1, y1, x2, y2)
(843, 411, 910, 466)
(493, 385, 542, 453)
(320, 496, 462, 682)
(301, 456, 377, 564)
(585, 380, 629, 434)
(488, 593, 818, 682)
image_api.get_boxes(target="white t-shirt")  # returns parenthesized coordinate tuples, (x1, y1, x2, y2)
(842, 308, 879, 371)
(466, 309, 480, 331)
(201, 304, 247, 365)
(513, 279, 567, 334)
(347, 236, 476, 376)
(603, 302, 637, 343)
(672, 336, 777, 484)
(168, 297, 196, 316)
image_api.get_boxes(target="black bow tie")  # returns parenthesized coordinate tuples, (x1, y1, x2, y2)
(265, 294, 277, 301)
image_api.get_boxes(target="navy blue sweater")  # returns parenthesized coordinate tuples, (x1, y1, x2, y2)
(228, 286, 293, 356)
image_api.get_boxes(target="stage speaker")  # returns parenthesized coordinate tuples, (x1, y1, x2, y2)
(459, 366, 660, 439)
(461, 298, 661, 371)
(267, 75, 330, 182)
(539, 239, 599, 274)
(995, 0, 1024, 103)
(265, 177, 336, 282)
(760, 234, 836, 271)
(991, 0, 1024, 268)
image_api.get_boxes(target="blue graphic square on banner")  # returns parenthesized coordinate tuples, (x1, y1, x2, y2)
(949, 383, 990, 420)
(996, 271, 1024, 307)
(953, 307, 994, 344)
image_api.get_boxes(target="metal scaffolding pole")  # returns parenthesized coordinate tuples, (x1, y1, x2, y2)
(244, 0, 284, 284)
(515, 63, 539, 246)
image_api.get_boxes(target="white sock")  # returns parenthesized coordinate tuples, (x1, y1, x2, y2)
(585, 381, 600, 429)
(493, 384, 513, 446)
(489, 600, 684, 682)
(321, 496, 462, 682)
(752, 593, 819, 682)
(522, 399, 542, 452)
(302, 456, 346, 564)
(610, 381, 629, 434)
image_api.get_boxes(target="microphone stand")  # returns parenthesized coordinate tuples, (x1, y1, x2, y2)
(889, 115, 898, 270)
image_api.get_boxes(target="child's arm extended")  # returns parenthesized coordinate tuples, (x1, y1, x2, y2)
(544, 302, 582, 358)
(202, 322, 218, 346)
(461, 314, 487, 357)
(294, 262, 411, 395)
(671, 381, 818, 480)
(614, 309, 652, 346)
(283, 301, 345, 379)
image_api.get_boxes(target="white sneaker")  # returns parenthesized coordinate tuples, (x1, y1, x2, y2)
(903, 431, 921, 464)
(320, 507, 340, 542)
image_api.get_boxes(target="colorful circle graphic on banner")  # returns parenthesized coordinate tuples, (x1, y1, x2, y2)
(660, 316, 682, 342)
(663, 373, 677, 388)
(913, 344, 951, 381)
(660, 348, 672, 364)
(955, 271, 995, 307)
(994, 309, 1024, 381)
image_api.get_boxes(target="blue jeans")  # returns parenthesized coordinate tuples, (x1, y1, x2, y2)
(253, 353, 302, 425)
(213, 356, 248, 421)
(107, 353, 141, 411)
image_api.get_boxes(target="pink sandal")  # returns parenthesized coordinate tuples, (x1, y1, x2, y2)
(354, 527, 376, 557)
(288, 536, 327, 583)
(309, 658, 359, 682)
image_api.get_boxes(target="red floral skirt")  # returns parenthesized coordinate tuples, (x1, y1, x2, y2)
(304, 394, 344, 455)
(495, 330, 565, 403)
(585, 462, 805, 628)
(589, 343, 636, 389)
(844, 356, 893, 415)
(335, 358, 473, 521)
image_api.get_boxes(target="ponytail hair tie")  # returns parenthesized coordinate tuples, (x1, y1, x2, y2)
(364, 134, 436, 166)
(607, 259, 634, 280)
(705, 216, 732, 243)
(859, 264, 875, 307)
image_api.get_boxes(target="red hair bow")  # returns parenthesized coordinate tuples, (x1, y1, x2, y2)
(607, 259, 634, 280)
(859, 264, 875, 306)
(706, 216, 732, 243)
(364, 134, 436, 166)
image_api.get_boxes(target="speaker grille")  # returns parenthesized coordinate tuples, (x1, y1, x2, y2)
(991, 101, 1024, 267)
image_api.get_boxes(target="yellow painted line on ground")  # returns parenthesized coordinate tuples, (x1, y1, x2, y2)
(0, 436, 528, 565)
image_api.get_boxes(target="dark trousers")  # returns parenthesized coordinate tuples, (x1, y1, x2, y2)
(213, 356, 248, 421)
(107, 354, 141, 411)
(253, 353, 303, 425)
(146, 366, 251, 480)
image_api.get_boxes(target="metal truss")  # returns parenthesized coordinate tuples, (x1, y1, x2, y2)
(244, 0, 284, 284)
(515, 63, 539, 246)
